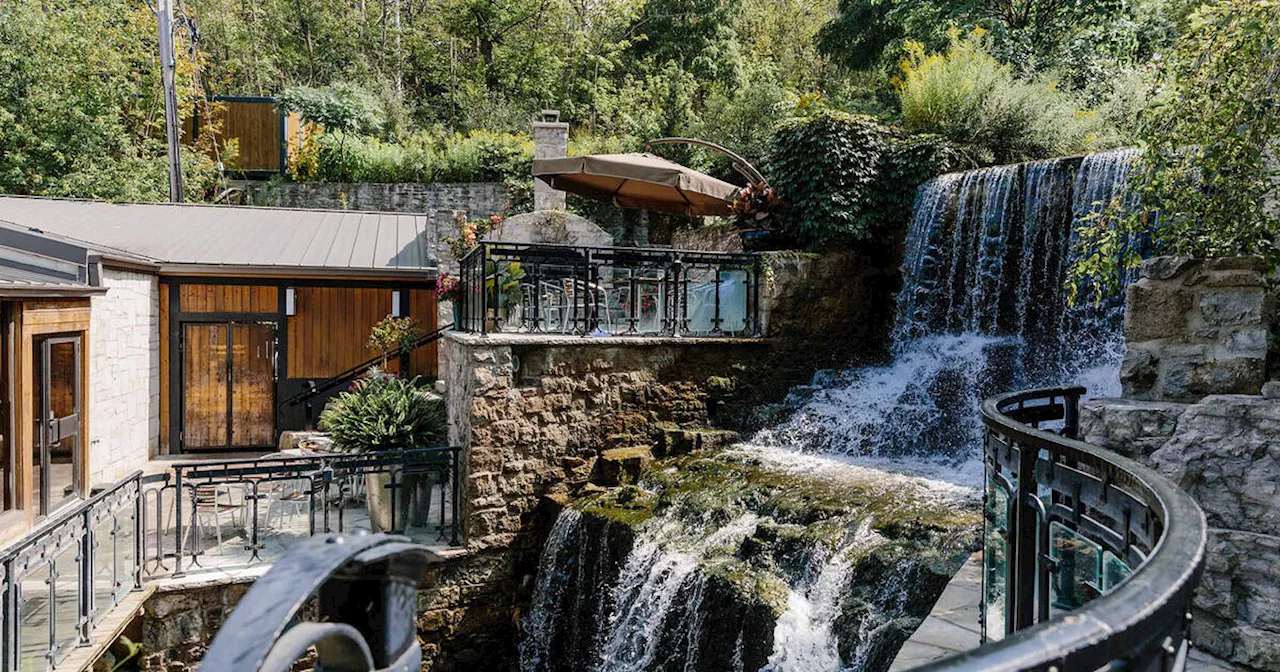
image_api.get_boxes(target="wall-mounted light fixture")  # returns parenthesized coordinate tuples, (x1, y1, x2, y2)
(285, 287, 297, 316)
(392, 290, 404, 317)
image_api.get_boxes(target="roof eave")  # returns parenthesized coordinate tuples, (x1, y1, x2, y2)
(156, 263, 438, 280)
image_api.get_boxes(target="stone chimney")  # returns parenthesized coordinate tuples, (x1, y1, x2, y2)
(533, 110, 568, 211)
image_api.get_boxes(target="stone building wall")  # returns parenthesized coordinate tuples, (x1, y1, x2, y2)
(244, 181, 507, 220)
(1081, 256, 1280, 669)
(88, 267, 160, 486)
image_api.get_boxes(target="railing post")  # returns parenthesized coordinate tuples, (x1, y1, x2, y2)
(752, 258, 763, 337)
(712, 266, 723, 334)
(79, 508, 93, 646)
(1063, 392, 1080, 439)
(451, 447, 462, 547)
(476, 241, 483, 332)
(1012, 440, 1038, 632)
(671, 257, 684, 336)
(173, 468, 185, 578)
(133, 479, 144, 590)
(3, 557, 15, 672)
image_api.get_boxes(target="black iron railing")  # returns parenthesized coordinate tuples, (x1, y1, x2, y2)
(142, 447, 461, 578)
(457, 242, 763, 337)
(918, 386, 1207, 671)
(0, 472, 143, 672)
(276, 323, 453, 429)
(0, 447, 459, 672)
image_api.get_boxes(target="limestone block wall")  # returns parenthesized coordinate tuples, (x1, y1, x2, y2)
(1081, 255, 1280, 668)
(1122, 256, 1272, 401)
(88, 267, 160, 485)
(244, 181, 507, 221)
(443, 333, 763, 550)
(1081, 395, 1280, 669)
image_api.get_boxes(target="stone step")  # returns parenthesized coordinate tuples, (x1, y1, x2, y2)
(595, 447, 654, 486)
(655, 427, 740, 458)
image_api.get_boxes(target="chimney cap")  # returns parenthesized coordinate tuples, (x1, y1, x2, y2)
(539, 109, 560, 122)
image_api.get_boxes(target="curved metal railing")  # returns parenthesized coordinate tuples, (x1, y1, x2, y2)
(919, 386, 1207, 671)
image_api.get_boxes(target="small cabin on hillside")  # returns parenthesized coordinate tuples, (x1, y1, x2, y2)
(0, 196, 438, 541)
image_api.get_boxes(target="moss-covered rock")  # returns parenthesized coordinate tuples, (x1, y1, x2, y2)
(521, 447, 981, 672)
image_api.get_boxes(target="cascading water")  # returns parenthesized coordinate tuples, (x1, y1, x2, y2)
(518, 148, 1144, 672)
(760, 148, 1142, 462)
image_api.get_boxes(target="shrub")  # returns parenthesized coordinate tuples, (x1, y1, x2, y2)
(319, 374, 447, 452)
(896, 29, 1117, 164)
(766, 109, 962, 247)
(288, 129, 533, 186)
(277, 84, 385, 136)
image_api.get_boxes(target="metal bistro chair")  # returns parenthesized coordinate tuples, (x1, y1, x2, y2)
(188, 483, 242, 554)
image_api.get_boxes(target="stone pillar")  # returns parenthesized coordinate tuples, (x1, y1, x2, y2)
(1121, 256, 1272, 401)
(532, 110, 568, 212)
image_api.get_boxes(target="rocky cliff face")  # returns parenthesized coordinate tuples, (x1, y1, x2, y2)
(1081, 394, 1280, 670)
(518, 448, 980, 672)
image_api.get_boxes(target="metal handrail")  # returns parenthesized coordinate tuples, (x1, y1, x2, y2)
(916, 386, 1207, 671)
(0, 471, 144, 671)
(457, 241, 764, 338)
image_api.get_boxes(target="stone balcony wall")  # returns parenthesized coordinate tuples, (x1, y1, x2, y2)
(1122, 256, 1272, 401)
(1082, 256, 1280, 669)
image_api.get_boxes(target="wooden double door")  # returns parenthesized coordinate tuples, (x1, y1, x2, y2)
(181, 321, 277, 450)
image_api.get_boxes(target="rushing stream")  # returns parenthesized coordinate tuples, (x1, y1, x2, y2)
(519, 149, 1143, 672)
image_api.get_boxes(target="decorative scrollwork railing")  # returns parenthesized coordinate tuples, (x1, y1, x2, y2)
(918, 386, 1208, 671)
(0, 472, 143, 672)
(199, 533, 432, 672)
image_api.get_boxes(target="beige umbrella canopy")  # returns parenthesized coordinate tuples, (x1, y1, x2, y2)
(533, 152, 741, 216)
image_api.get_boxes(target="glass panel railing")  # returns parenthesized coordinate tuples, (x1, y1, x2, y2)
(1049, 521, 1103, 615)
(983, 474, 1010, 642)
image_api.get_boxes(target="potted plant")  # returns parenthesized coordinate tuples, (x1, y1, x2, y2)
(730, 182, 784, 250)
(484, 260, 526, 330)
(366, 315, 422, 369)
(436, 272, 462, 326)
(318, 372, 447, 532)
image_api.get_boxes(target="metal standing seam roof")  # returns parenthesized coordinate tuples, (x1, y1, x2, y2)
(0, 196, 439, 275)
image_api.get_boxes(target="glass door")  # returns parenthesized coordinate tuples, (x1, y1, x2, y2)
(33, 335, 81, 516)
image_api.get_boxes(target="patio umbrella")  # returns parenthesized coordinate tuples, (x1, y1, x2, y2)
(533, 153, 740, 216)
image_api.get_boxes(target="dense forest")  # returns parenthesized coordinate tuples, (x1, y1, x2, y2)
(0, 0, 1277, 261)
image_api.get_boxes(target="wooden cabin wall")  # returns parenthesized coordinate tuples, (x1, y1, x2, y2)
(0, 299, 90, 543)
(159, 279, 436, 454)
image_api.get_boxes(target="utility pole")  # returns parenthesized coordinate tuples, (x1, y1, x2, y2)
(157, 0, 185, 202)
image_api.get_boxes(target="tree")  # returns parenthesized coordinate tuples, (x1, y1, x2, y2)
(1070, 0, 1280, 302)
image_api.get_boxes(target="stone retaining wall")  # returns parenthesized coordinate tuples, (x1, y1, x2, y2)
(244, 181, 507, 219)
(1082, 256, 1280, 669)
(1122, 256, 1272, 401)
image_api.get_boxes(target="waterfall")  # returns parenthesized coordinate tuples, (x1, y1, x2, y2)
(763, 149, 1143, 460)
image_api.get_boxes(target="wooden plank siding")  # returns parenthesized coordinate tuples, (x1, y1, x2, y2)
(179, 284, 277, 313)
(159, 279, 436, 454)
(288, 286, 394, 379)
(408, 289, 438, 378)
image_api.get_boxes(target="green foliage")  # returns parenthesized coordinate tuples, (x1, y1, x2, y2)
(1069, 0, 1280, 302)
(1133, 0, 1280, 263)
(277, 84, 385, 135)
(290, 129, 533, 184)
(767, 110, 962, 246)
(0, 0, 222, 200)
(320, 374, 447, 452)
(896, 30, 1118, 164)
(367, 316, 423, 360)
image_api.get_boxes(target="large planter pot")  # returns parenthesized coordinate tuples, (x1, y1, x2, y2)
(365, 470, 432, 533)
